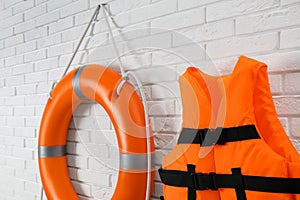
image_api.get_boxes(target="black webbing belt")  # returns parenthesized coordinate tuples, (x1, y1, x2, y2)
(177, 125, 260, 146)
(159, 167, 300, 200)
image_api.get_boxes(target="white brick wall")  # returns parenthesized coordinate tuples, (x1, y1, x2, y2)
(0, 0, 300, 200)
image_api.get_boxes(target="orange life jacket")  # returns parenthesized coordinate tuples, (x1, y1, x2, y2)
(159, 56, 300, 200)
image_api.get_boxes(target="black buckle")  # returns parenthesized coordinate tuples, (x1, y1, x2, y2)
(208, 172, 218, 190)
(191, 172, 219, 190)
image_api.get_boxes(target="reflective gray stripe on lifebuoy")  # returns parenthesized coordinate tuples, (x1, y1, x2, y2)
(119, 153, 155, 170)
(72, 65, 88, 100)
(38, 145, 66, 158)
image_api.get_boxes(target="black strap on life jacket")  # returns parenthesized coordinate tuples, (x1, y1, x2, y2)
(187, 164, 196, 200)
(159, 167, 300, 200)
(177, 125, 260, 146)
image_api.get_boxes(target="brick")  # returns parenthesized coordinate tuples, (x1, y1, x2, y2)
(131, 0, 177, 23)
(5, 96, 24, 106)
(16, 40, 37, 55)
(151, 7, 205, 30)
(14, 20, 35, 34)
(0, 116, 6, 126)
(253, 50, 300, 72)
(290, 118, 300, 139)
(71, 181, 92, 196)
(24, 138, 37, 149)
(11, 63, 34, 75)
(5, 54, 23, 67)
(0, 78, 4, 87)
(67, 155, 88, 169)
(0, 13, 23, 29)
(274, 96, 300, 115)
(16, 84, 36, 95)
(25, 71, 47, 83)
(77, 169, 110, 186)
(49, 16, 74, 34)
(0, 67, 12, 78)
(14, 106, 35, 116)
(25, 94, 48, 105)
(89, 130, 116, 145)
(60, 0, 89, 18)
(35, 0, 47, 5)
(0, 7, 12, 20)
(70, 115, 111, 130)
(48, 68, 64, 81)
(281, 27, 300, 49)
(285, 73, 300, 94)
(4, 0, 23, 8)
(269, 74, 282, 94)
(0, 107, 13, 116)
(206, 32, 278, 58)
(24, 4, 47, 20)
(110, 0, 148, 14)
(35, 105, 45, 116)
(24, 26, 47, 42)
(0, 145, 12, 155)
(7, 116, 25, 126)
(37, 32, 61, 48)
(12, 147, 33, 160)
(35, 10, 59, 27)
(48, 42, 73, 57)
(0, 87, 15, 97)
(74, 9, 94, 26)
(6, 157, 25, 169)
(4, 34, 23, 47)
(24, 181, 41, 194)
(236, 5, 300, 35)
(36, 82, 52, 94)
(207, 0, 279, 22)
(178, 0, 218, 10)
(15, 169, 36, 182)
(35, 57, 58, 71)
(134, 65, 177, 84)
(58, 51, 86, 67)
(92, 185, 115, 199)
(5, 75, 24, 86)
(0, 27, 13, 40)
(61, 25, 86, 42)
(68, 167, 77, 180)
(282, 0, 299, 5)
(25, 159, 38, 171)
(148, 100, 177, 116)
(0, 46, 15, 59)
(5, 136, 24, 147)
(67, 130, 90, 143)
(14, 127, 36, 138)
(154, 132, 177, 149)
(173, 20, 234, 46)
(24, 49, 46, 63)
(47, 0, 73, 11)
(152, 117, 181, 133)
(76, 143, 109, 158)
(12, 0, 34, 14)
(150, 82, 180, 99)
(25, 116, 40, 127)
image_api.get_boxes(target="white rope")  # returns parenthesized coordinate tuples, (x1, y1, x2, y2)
(101, 4, 125, 77)
(44, 4, 152, 200)
(121, 71, 152, 200)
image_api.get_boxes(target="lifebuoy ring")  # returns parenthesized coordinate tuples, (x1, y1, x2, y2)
(38, 64, 154, 199)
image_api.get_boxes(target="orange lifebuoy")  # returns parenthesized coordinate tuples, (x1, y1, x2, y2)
(38, 64, 154, 200)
